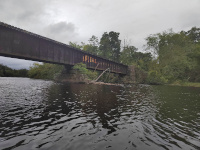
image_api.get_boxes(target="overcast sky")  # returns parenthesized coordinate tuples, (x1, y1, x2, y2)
(0, 0, 200, 69)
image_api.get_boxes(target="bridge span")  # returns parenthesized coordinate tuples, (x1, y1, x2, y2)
(0, 22, 127, 74)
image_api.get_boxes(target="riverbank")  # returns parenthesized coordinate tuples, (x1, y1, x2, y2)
(55, 76, 200, 88)
(169, 81, 200, 88)
(89, 81, 123, 86)
(57, 78, 124, 86)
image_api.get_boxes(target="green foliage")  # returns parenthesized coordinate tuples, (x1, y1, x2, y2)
(0, 70, 3, 76)
(120, 46, 137, 65)
(133, 52, 152, 71)
(83, 35, 100, 55)
(145, 27, 200, 83)
(99, 31, 121, 62)
(57, 27, 200, 84)
(182, 27, 200, 43)
(99, 32, 112, 58)
(72, 63, 97, 80)
(72, 63, 88, 74)
(0, 64, 28, 77)
(120, 45, 152, 71)
(107, 73, 120, 83)
(82, 36, 99, 55)
(83, 44, 98, 55)
(69, 36, 100, 55)
(134, 67, 148, 84)
(146, 70, 167, 85)
(145, 35, 160, 57)
(28, 63, 64, 80)
(69, 41, 83, 49)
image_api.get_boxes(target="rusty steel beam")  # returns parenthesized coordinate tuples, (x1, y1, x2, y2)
(0, 22, 127, 74)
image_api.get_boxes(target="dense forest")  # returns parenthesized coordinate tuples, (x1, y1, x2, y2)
(3, 26, 200, 85)
(145, 27, 200, 84)
(0, 64, 28, 77)
(65, 27, 200, 84)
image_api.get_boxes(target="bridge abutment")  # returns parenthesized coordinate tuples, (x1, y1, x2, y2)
(64, 65, 73, 73)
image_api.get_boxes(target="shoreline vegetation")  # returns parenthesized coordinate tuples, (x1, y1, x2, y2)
(170, 81, 200, 88)
(1, 27, 200, 88)
(0, 64, 28, 77)
(1, 63, 200, 87)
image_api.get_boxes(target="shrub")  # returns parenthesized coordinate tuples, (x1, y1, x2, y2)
(72, 63, 97, 80)
(146, 70, 167, 85)
(28, 63, 64, 80)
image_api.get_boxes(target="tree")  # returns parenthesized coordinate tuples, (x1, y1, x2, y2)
(72, 63, 97, 80)
(99, 31, 121, 62)
(89, 35, 99, 47)
(182, 27, 200, 43)
(69, 41, 83, 49)
(145, 28, 200, 82)
(109, 31, 121, 62)
(133, 52, 152, 71)
(0, 64, 28, 77)
(28, 63, 64, 79)
(145, 34, 160, 57)
(120, 46, 137, 65)
(120, 45, 152, 71)
(82, 35, 99, 55)
(99, 32, 112, 58)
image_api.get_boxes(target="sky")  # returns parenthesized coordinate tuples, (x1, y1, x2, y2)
(0, 0, 200, 69)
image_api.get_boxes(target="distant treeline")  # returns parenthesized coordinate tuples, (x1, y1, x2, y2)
(0, 64, 28, 77)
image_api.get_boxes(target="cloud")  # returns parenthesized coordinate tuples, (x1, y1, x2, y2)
(0, 0, 80, 68)
(1, 0, 200, 48)
(0, 0, 200, 69)
(0, 0, 49, 28)
(42, 21, 79, 44)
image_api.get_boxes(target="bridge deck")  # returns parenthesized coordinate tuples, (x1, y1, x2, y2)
(0, 22, 127, 74)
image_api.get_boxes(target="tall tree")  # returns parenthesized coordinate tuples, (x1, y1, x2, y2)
(120, 45, 152, 71)
(109, 31, 121, 62)
(99, 31, 121, 62)
(120, 46, 137, 65)
(89, 35, 99, 47)
(182, 27, 200, 43)
(99, 32, 112, 58)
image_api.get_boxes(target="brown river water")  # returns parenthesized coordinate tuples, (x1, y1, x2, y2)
(0, 77, 200, 150)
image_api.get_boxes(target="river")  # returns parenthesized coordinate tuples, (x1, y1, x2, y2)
(0, 77, 199, 150)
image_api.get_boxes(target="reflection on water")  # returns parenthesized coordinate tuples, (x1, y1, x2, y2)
(0, 77, 200, 150)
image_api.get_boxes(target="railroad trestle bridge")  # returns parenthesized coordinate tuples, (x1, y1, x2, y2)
(0, 22, 127, 74)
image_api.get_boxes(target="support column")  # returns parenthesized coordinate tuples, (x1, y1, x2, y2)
(128, 65, 136, 82)
(65, 65, 73, 73)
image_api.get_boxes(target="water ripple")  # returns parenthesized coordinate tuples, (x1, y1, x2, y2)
(0, 78, 200, 150)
